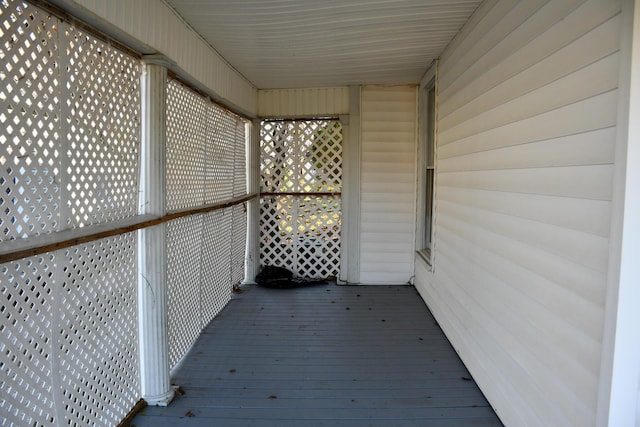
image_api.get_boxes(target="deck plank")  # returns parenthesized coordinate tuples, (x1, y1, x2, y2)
(128, 284, 503, 426)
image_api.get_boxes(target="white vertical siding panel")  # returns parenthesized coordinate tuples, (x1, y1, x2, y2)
(64, 0, 257, 115)
(416, 0, 623, 425)
(360, 86, 416, 284)
(258, 88, 350, 117)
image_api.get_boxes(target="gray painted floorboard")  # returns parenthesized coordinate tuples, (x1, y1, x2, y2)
(128, 284, 503, 426)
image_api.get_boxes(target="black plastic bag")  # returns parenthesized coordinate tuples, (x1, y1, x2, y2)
(255, 265, 327, 288)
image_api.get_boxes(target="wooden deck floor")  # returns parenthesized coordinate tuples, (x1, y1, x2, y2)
(129, 283, 503, 426)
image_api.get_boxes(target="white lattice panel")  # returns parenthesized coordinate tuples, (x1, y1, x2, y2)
(260, 120, 342, 193)
(260, 195, 341, 279)
(64, 26, 140, 228)
(231, 203, 247, 286)
(259, 119, 342, 278)
(1, 253, 57, 427)
(233, 119, 247, 197)
(1, 2, 60, 241)
(260, 121, 296, 193)
(57, 233, 139, 426)
(204, 104, 234, 204)
(200, 209, 232, 325)
(166, 79, 207, 212)
(166, 214, 204, 368)
(1, 235, 139, 427)
(1, 1, 141, 239)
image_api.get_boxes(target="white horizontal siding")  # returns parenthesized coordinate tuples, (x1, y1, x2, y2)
(56, 0, 257, 116)
(360, 86, 417, 284)
(258, 88, 349, 117)
(415, 0, 623, 426)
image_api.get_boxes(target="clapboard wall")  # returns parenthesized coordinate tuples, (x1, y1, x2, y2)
(414, 0, 623, 426)
(258, 87, 350, 118)
(360, 86, 417, 284)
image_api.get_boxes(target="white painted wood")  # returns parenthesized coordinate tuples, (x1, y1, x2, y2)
(340, 86, 362, 284)
(258, 88, 349, 117)
(360, 85, 417, 284)
(137, 59, 174, 406)
(414, 0, 625, 425)
(243, 120, 260, 284)
(50, 0, 258, 116)
(597, 0, 640, 425)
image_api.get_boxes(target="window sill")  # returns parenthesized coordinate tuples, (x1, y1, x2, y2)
(416, 249, 432, 270)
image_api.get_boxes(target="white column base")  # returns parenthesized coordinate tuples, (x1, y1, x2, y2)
(144, 389, 175, 407)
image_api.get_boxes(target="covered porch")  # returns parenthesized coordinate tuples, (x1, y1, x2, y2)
(2, 1, 640, 427)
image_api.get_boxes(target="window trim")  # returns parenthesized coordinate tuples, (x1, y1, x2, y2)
(416, 69, 437, 268)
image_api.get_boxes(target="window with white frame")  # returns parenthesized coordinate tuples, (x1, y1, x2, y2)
(418, 81, 436, 263)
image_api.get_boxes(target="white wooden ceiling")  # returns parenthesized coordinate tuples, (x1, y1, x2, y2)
(163, 0, 482, 89)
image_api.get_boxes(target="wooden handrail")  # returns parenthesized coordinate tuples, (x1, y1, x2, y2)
(0, 193, 258, 264)
(260, 192, 342, 197)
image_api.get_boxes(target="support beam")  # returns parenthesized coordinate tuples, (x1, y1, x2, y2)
(243, 119, 261, 284)
(137, 55, 174, 406)
(340, 85, 361, 284)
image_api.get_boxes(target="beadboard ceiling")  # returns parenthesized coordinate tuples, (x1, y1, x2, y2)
(163, 0, 482, 89)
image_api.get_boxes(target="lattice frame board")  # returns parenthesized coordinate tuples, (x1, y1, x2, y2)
(259, 120, 342, 279)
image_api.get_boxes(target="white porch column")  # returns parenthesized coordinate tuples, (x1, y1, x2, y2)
(340, 85, 361, 284)
(243, 119, 261, 283)
(137, 55, 174, 406)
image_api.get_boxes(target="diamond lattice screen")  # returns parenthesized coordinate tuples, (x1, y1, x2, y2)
(0, 2, 60, 241)
(233, 119, 247, 197)
(1, 252, 57, 426)
(166, 79, 207, 212)
(261, 120, 342, 193)
(259, 120, 342, 279)
(63, 27, 140, 228)
(166, 215, 204, 368)
(165, 80, 248, 367)
(1, 2, 141, 426)
(231, 203, 247, 286)
(1, 0, 140, 240)
(57, 234, 139, 427)
(167, 79, 247, 211)
(1, 235, 139, 427)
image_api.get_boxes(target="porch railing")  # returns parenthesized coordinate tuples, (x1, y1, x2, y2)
(0, 2, 251, 425)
